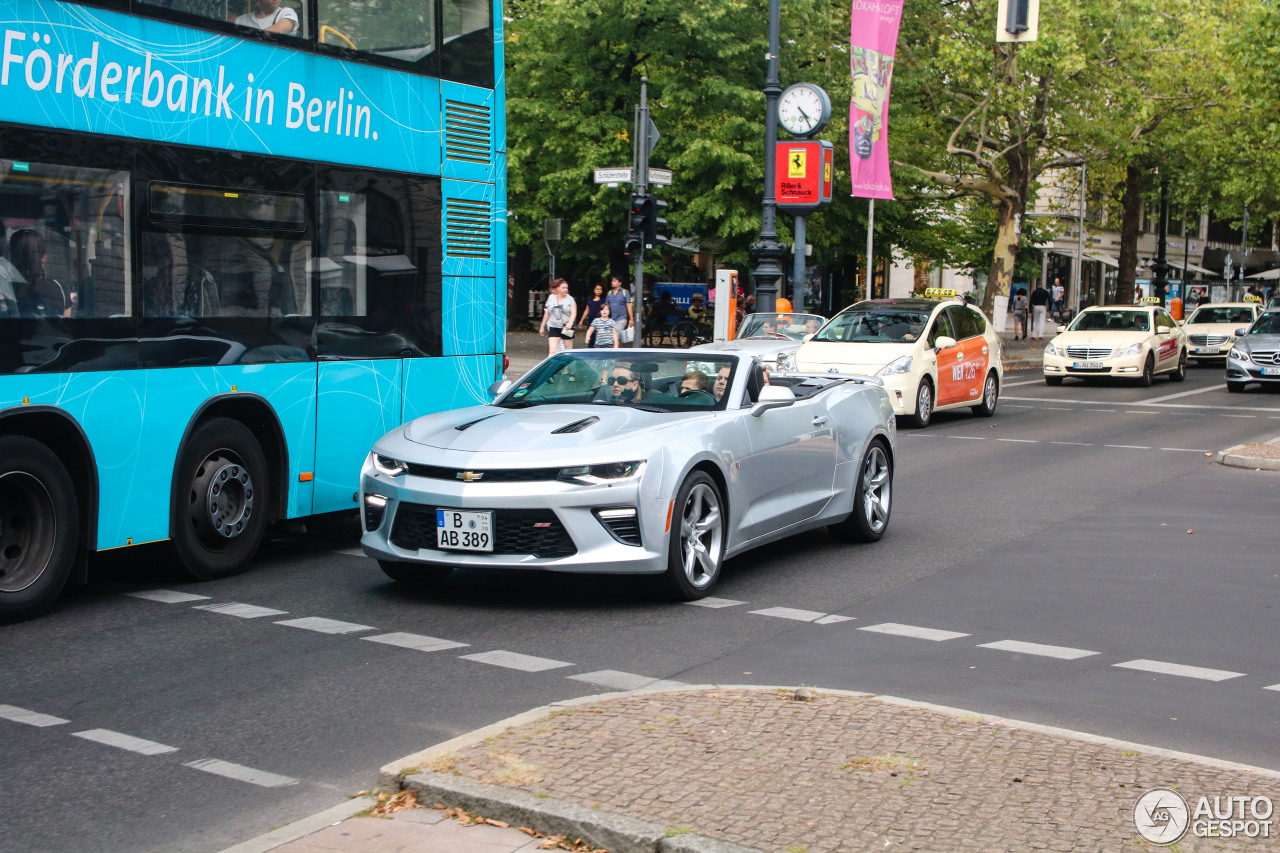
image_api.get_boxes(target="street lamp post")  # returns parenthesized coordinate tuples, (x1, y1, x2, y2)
(1151, 176, 1171, 300)
(749, 0, 786, 314)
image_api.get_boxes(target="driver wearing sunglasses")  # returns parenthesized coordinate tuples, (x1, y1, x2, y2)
(607, 364, 644, 403)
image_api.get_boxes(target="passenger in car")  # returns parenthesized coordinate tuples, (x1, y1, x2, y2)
(680, 370, 711, 395)
(713, 365, 731, 400)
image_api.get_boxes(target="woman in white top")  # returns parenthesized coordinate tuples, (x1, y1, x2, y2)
(539, 278, 577, 357)
(233, 0, 298, 34)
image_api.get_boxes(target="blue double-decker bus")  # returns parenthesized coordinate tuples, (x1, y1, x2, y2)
(0, 0, 505, 620)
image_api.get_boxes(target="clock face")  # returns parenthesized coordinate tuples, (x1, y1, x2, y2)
(778, 84, 830, 137)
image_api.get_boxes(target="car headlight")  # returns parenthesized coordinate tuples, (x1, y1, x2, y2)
(558, 461, 646, 485)
(372, 454, 408, 477)
(877, 355, 913, 376)
(777, 351, 795, 372)
(1044, 342, 1062, 357)
(1229, 348, 1250, 362)
(1116, 343, 1143, 357)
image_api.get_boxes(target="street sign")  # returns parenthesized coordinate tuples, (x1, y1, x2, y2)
(650, 168, 672, 186)
(774, 140, 834, 212)
(595, 168, 632, 184)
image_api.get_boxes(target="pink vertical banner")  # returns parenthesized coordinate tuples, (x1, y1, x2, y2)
(848, 0, 904, 199)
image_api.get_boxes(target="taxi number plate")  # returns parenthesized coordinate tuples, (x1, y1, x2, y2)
(1073, 361, 1104, 370)
(1262, 367, 1280, 377)
(437, 509, 493, 551)
(1194, 347, 1216, 354)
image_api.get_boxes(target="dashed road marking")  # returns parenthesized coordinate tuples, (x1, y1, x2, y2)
(1104, 444, 1150, 450)
(1224, 414, 1257, 419)
(1113, 659, 1245, 682)
(1265, 684, 1280, 692)
(194, 603, 288, 619)
(461, 650, 572, 673)
(127, 590, 212, 604)
(361, 632, 469, 652)
(685, 597, 746, 609)
(1045, 407, 1075, 411)
(1161, 447, 1210, 453)
(815, 615, 855, 625)
(1146, 385, 1223, 403)
(859, 623, 970, 642)
(275, 617, 375, 635)
(72, 729, 179, 755)
(1003, 404, 1033, 408)
(749, 606, 826, 622)
(568, 670, 686, 691)
(949, 436, 987, 440)
(184, 758, 298, 788)
(996, 438, 1038, 443)
(1123, 411, 1159, 415)
(978, 640, 1099, 660)
(1050, 441, 1089, 446)
(0, 704, 68, 727)
(1092, 409, 1117, 413)
(1002, 394, 1280, 414)
(999, 378, 1045, 388)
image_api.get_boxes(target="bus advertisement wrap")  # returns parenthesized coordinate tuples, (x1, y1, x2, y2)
(0, 0, 446, 173)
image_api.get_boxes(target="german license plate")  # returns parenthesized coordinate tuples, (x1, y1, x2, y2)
(1073, 361, 1103, 370)
(1194, 347, 1215, 355)
(1262, 367, 1280, 377)
(436, 509, 493, 551)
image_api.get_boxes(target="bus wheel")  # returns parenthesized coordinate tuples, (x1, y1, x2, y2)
(0, 436, 79, 623)
(173, 418, 269, 581)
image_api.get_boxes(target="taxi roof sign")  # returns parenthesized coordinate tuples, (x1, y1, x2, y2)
(923, 287, 959, 299)
(1139, 296, 1162, 304)
(1244, 294, 1262, 303)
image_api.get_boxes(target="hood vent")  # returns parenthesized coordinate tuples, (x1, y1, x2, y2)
(455, 413, 500, 431)
(551, 416, 600, 434)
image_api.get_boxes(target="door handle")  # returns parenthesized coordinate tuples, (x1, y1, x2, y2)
(812, 416, 828, 426)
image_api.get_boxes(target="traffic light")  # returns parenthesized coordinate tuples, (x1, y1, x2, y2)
(625, 192, 647, 258)
(646, 196, 668, 249)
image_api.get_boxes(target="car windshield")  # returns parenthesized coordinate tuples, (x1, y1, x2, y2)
(737, 313, 826, 340)
(1247, 312, 1280, 335)
(1069, 310, 1150, 332)
(1188, 306, 1254, 325)
(496, 351, 736, 411)
(814, 307, 931, 343)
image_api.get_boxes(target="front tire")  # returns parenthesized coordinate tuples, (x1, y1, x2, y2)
(1137, 353, 1155, 387)
(172, 418, 269, 581)
(972, 371, 999, 417)
(0, 437, 79, 623)
(379, 560, 453, 583)
(828, 440, 892, 543)
(905, 378, 933, 428)
(1045, 375, 1064, 387)
(1226, 381, 1245, 393)
(1169, 350, 1187, 382)
(662, 472, 725, 600)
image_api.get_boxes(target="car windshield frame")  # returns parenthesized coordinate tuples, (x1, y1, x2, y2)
(1187, 306, 1255, 325)
(737, 312, 826, 340)
(813, 306, 934, 344)
(1246, 311, 1280, 336)
(494, 351, 739, 412)
(1067, 309, 1151, 333)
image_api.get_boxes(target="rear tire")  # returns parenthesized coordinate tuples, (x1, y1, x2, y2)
(662, 472, 725, 600)
(971, 371, 999, 417)
(0, 437, 79, 623)
(1169, 350, 1187, 382)
(172, 418, 269, 581)
(828, 440, 892, 543)
(1045, 375, 1064, 387)
(1137, 354, 1155, 387)
(905, 378, 933, 428)
(379, 560, 453, 583)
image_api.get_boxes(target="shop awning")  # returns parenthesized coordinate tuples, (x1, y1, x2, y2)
(1081, 252, 1119, 268)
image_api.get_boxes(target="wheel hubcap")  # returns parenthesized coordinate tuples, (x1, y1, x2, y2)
(918, 385, 932, 420)
(0, 472, 57, 593)
(985, 377, 997, 408)
(680, 483, 723, 589)
(861, 446, 891, 533)
(191, 451, 255, 546)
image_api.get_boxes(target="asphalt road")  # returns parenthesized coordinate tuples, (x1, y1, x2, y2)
(2, 365, 1278, 853)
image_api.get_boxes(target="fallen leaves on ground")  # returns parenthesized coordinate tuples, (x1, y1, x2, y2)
(368, 790, 424, 816)
(430, 804, 608, 850)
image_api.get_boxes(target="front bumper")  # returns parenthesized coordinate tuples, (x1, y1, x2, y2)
(1226, 356, 1280, 385)
(1043, 351, 1145, 377)
(359, 467, 671, 575)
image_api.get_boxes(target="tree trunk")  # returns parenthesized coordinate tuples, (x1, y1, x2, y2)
(1116, 163, 1143, 305)
(983, 198, 1020, 316)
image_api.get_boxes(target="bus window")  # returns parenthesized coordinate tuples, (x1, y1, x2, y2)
(441, 0, 493, 87)
(140, 0, 309, 38)
(318, 0, 438, 71)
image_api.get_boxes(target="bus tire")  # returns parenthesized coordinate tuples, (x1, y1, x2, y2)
(0, 436, 79, 623)
(173, 417, 269, 581)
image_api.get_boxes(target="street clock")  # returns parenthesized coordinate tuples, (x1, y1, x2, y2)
(777, 83, 832, 137)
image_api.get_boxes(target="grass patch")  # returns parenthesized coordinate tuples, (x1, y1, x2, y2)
(838, 754, 925, 773)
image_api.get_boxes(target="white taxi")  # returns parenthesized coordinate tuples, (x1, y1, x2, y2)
(788, 291, 1003, 427)
(1181, 299, 1263, 364)
(1043, 300, 1187, 386)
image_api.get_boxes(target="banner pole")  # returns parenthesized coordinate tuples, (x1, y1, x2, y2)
(865, 199, 874, 298)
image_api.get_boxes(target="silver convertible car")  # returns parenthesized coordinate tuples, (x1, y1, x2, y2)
(359, 350, 896, 599)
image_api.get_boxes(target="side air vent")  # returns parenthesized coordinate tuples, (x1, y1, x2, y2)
(444, 100, 492, 164)
(445, 198, 491, 258)
(551, 416, 600, 434)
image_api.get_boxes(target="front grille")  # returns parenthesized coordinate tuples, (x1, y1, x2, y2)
(1065, 346, 1113, 359)
(390, 504, 577, 558)
(1248, 349, 1280, 365)
(404, 464, 562, 482)
(1189, 334, 1230, 347)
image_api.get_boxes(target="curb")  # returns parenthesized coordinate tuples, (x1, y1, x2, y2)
(1217, 437, 1280, 471)
(214, 795, 376, 853)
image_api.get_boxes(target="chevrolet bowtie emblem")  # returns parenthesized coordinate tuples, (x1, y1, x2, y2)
(457, 471, 484, 482)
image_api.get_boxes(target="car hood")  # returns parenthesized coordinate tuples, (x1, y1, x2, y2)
(793, 341, 914, 374)
(401, 404, 707, 453)
(1183, 322, 1243, 335)
(1234, 333, 1280, 351)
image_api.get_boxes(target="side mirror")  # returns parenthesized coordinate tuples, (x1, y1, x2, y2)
(1235, 327, 1249, 337)
(1055, 324, 1068, 334)
(1156, 325, 1172, 335)
(750, 384, 796, 417)
(488, 379, 513, 398)
(934, 336, 957, 350)
(1176, 319, 1186, 326)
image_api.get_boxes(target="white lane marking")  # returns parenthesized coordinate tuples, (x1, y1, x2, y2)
(1104, 444, 1150, 450)
(859, 623, 970, 642)
(1003, 404, 1033, 408)
(1092, 409, 1117, 413)
(274, 617, 375, 635)
(1002, 395, 1280, 414)
(949, 436, 987, 440)
(749, 606, 826, 622)
(568, 670, 685, 691)
(1223, 414, 1256, 419)
(1000, 378, 1045, 388)
(1113, 659, 1245, 682)
(361, 632, 469, 652)
(184, 758, 298, 787)
(815, 615, 855, 625)
(194, 603, 288, 619)
(1050, 441, 1090, 446)
(685, 597, 746, 608)
(127, 589, 212, 604)
(1045, 407, 1075, 411)
(978, 640, 1100, 660)
(1266, 684, 1280, 692)
(1123, 411, 1158, 415)
(0, 704, 69, 727)
(996, 438, 1038, 443)
(1146, 385, 1225, 403)
(460, 650, 572, 672)
(1161, 447, 1210, 453)
(72, 729, 179, 755)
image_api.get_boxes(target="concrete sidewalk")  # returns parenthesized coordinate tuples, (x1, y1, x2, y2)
(239, 685, 1279, 853)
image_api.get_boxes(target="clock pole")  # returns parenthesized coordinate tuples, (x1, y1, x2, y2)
(750, 0, 785, 314)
